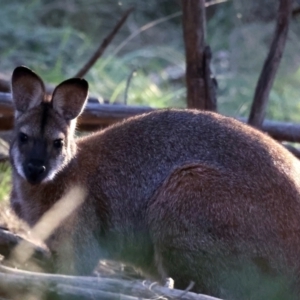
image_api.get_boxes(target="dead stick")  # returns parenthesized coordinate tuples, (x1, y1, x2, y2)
(0, 265, 222, 300)
(203, 46, 217, 111)
(124, 69, 136, 105)
(0, 273, 148, 300)
(248, 0, 292, 128)
(3, 94, 300, 143)
(0, 228, 51, 272)
(74, 7, 134, 78)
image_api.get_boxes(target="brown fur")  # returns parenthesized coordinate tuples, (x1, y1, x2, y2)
(9, 67, 300, 299)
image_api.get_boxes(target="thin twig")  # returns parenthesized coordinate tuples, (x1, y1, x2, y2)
(175, 281, 195, 299)
(124, 69, 136, 105)
(112, 11, 182, 57)
(248, 0, 292, 128)
(2, 93, 300, 142)
(0, 265, 223, 300)
(111, 0, 229, 57)
(282, 144, 300, 159)
(74, 7, 134, 78)
(204, 46, 217, 111)
(206, 0, 229, 6)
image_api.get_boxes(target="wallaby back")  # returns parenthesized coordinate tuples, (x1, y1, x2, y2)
(9, 66, 300, 299)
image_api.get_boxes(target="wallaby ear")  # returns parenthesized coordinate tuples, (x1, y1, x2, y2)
(11, 66, 45, 113)
(52, 78, 89, 120)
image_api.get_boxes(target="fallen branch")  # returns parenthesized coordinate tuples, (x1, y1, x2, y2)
(0, 265, 222, 300)
(2, 93, 300, 143)
(238, 117, 300, 143)
(0, 228, 50, 271)
(0, 92, 153, 131)
(79, 102, 154, 130)
(74, 7, 134, 78)
(248, 0, 292, 128)
(283, 144, 300, 159)
(0, 79, 10, 93)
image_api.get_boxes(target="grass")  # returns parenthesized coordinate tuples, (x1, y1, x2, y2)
(0, 162, 17, 231)
(1, 0, 300, 120)
(0, 162, 30, 235)
(0, 162, 11, 203)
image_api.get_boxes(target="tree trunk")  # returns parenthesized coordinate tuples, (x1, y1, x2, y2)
(181, 0, 217, 111)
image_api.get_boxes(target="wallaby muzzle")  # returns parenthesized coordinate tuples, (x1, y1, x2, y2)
(23, 139, 48, 184)
(24, 159, 47, 184)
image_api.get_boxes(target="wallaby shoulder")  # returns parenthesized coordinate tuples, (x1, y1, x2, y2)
(76, 108, 299, 177)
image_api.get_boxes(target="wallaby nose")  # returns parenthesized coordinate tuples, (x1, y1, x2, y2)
(27, 162, 46, 176)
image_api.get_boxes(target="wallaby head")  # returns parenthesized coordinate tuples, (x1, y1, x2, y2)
(10, 66, 88, 184)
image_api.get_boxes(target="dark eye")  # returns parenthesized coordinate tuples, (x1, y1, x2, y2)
(19, 132, 28, 143)
(53, 139, 64, 149)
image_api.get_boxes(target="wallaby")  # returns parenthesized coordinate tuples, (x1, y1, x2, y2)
(9, 66, 300, 299)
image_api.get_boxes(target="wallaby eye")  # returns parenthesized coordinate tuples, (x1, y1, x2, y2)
(19, 132, 28, 144)
(53, 139, 64, 149)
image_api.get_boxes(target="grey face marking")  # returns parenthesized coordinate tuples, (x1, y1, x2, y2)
(23, 137, 48, 185)
(40, 102, 51, 135)
(11, 105, 58, 184)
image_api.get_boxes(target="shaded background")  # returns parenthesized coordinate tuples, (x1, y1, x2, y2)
(0, 0, 300, 120)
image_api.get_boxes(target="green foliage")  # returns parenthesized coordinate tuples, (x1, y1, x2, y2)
(0, 0, 185, 108)
(210, 0, 300, 121)
(0, 0, 300, 116)
(0, 162, 11, 203)
(88, 46, 185, 107)
(221, 265, 298, 300)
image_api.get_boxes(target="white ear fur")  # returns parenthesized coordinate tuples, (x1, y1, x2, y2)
(11, 66, 45, 114)
(52, 78, 89, 120)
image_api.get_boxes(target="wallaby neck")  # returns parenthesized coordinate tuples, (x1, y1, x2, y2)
(13, 156, 79, 226)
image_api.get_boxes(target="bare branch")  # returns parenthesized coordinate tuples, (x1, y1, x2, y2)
(0, 265, 222, 300)
(124, 69, 136, 105)
(111, 0, 229, 58)
(74, 7, 134, 78)
(204, 46, 217, 111)
(248, 0, 292, 128)
(2, 93, 300, 143)
(0, 79, 10, 93)
(0, 228, 50, 271)
(283, 144, 300, 159)
(238, 117, 300, 143)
